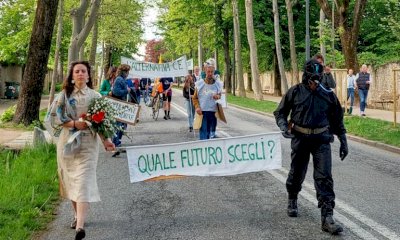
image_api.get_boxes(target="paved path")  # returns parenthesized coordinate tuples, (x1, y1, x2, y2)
(0, 96, 49, 148)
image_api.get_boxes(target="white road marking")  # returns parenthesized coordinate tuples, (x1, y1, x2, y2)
(172, 100, 399, 240)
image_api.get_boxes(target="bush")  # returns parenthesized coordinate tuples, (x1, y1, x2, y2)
(0, 105, 16, 123)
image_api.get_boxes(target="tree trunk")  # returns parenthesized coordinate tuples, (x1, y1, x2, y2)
(245, 0, 263, 100)
(13, 0, 59, 125)
(319, 9, 326, 60)
(317, 0, 367, 71)
(49, 0, 64, 106)
(273, 49, 282, 96)
(89, 20, 98, 83)
(103, 42, 112, 79)
(68, 0, 101, 64)
(285, 0, 299, 85)
(198, 27, 203, 69)
(246, 71, 252, 91)
(272, 0, 288, 94)
(232, 0, 246, 97)
(222, 25, 232, 93)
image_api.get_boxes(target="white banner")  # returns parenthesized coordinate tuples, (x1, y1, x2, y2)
(187, 58, 194, 70)
(104, 96, 140, 125)
(121, 56, 188, 78)
(126, 133, 282, 182)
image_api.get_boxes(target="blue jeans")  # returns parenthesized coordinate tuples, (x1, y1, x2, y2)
(185, 100, 195, 128)
(199, 111, 217, 140)
(347, 88, 355, 107)
(140, 89, 149, 104)
(358, 89, 369, 112)
(112, 121, 126, 147)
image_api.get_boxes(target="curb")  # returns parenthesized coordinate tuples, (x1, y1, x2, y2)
(228, 103, 400, 155)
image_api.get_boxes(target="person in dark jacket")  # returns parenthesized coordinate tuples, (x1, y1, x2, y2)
(274, 58, 349, 235)
(355, 64, 372, 116)
(111, 64, 131, 157)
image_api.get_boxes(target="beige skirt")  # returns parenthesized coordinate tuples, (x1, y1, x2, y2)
(57, 128, 100, 202)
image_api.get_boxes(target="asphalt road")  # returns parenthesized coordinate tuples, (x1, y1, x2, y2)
(40, 89, 400, 240)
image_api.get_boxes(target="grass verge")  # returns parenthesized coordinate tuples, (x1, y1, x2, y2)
(0, 108, 47, 131)
(227, 94, 400, 148)
(0, 143, 59, 239)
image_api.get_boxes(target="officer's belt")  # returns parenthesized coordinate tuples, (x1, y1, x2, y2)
(293, 125, 328, 135)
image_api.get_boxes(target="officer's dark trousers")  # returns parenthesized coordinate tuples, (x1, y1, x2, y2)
(286, 136, 335, 208)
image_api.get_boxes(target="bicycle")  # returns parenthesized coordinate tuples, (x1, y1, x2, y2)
(151, 92, 163, 120)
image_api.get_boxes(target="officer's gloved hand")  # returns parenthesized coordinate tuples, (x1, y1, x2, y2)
(338, 134, 348, 160)
(280, 126, 295, 139)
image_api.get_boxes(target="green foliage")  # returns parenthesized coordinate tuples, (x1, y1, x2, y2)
(0, 0, 35, 64)
(0, 108, 47, 130)
(0, 105, 16, 123)
(0, 144, 59, 239)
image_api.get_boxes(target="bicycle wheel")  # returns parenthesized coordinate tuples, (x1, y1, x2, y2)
(152, 96, 160, 120)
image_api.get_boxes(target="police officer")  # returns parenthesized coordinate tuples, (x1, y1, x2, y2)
(274, 59, 349, 235)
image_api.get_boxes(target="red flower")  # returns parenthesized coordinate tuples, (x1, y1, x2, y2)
(80, 113, 87, 119)
(92, 111, 105, 123)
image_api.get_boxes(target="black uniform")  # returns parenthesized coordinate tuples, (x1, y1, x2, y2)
(274, 59, 348, 234)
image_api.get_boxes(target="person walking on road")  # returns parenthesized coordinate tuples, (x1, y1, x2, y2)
(192, 63, 222, 140)
(183, 74, 195, 132)
(346, 69, 357, 114)
(111, 64, 131, 156)
(274, 58, 348, 235)
(54, 61, 115, 240)
(99, 66, 117, 96)
(160, 77, 173, 120)
(356, 64, 372, 116)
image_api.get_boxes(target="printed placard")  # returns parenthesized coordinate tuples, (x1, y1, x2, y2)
(104, 97, 140, 125)
(126, 133, 282, 182)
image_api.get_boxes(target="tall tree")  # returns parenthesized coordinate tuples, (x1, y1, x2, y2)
(244, 0, 262, 100)
(49, 0, 64, 106)
(317, 0, 368, 71)
(13, 0, 59, 125)
(272, 0, 288, 93)
(285, 0, 299, 84)
(232, 0, 246, 97)
(89, 20, 98, 81)
(68, 0, 100, 63)
(319, 9, 326, 60)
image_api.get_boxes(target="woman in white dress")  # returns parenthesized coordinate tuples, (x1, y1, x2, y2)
(55, 61, 115, 240)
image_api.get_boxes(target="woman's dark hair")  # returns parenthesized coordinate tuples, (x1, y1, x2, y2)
(106, 66, 117, 81)
(63, 61, 93, 97)
(116, 64, 131, 78)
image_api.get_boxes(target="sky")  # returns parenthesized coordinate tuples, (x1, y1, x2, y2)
(135, 6, 160, 60)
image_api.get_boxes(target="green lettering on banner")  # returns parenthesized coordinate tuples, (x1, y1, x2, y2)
(215, 147, 223, 164)
(168, 151, 177, 169)
(261, 141, 266, 159)
(138, 155, 150, 175)
(234, 144, 241, 161)
(180, 149, 188, 168)
(208, 147, 217, 164)
(241, 144, 249, 161)
(154, 154, 163, 171)
(227, 145, 235, 162)
(192, 148, 202, 166)
(162, 63, 171, 72)
(248, 143, 255, 160)
(200, 147, 208, 165)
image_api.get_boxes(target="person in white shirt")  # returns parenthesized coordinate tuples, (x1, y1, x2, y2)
(346, 69, 357, 114)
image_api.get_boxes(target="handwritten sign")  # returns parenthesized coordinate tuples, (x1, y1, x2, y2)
(126, 133, 282, 182)
(104, 97, 140, 125)
(121, 56, 188, 78)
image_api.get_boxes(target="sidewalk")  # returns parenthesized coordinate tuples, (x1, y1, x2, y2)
(0, 96, 49, 149)
(242, 91, 400, 123)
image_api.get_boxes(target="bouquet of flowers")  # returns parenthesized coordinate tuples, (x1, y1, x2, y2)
(79, 97, 121, 138)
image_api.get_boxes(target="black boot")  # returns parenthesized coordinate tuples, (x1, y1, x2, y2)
(321, 206, 343, 235)
(348, 107, 353, 115)
(287, 199, 298, 217)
